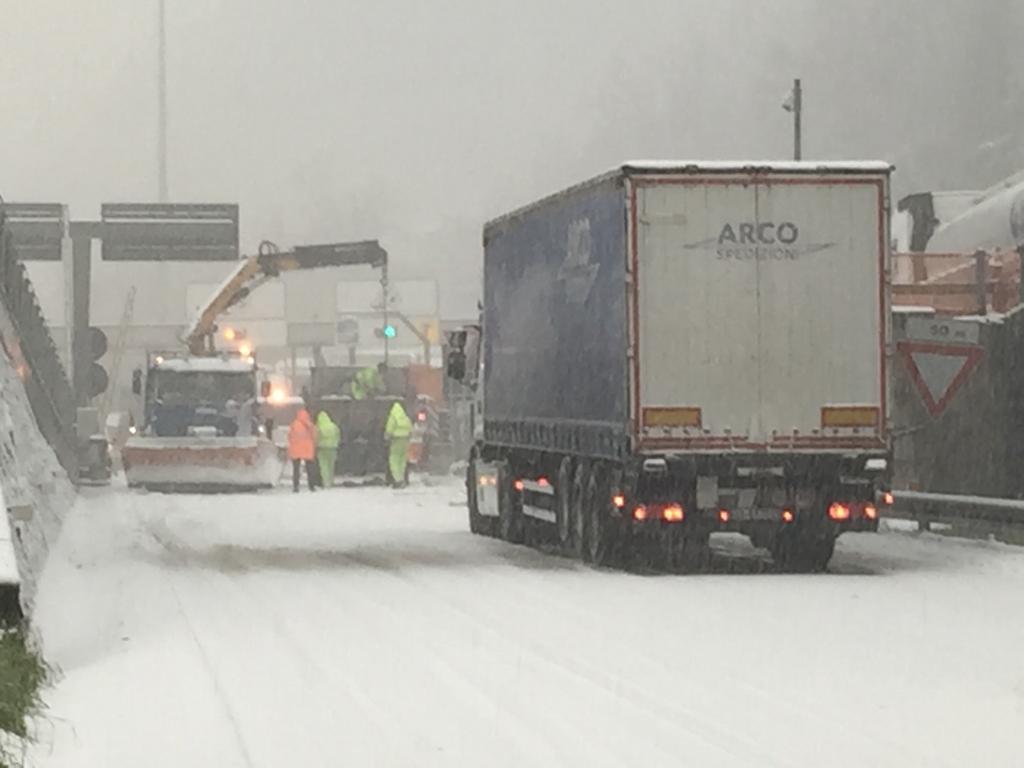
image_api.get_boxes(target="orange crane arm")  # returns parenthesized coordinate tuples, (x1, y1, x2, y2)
(184, 239, 388, 354)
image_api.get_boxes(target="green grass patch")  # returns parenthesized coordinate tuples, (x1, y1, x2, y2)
(0, 626, 48, 768)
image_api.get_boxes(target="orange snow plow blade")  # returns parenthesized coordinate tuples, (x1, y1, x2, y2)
(123, 437, 284, 492)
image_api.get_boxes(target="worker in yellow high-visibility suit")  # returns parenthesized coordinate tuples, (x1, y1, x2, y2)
(351, 363, 387, 400)
(384, 400, 412, 488)
(315, 410, 341, 489)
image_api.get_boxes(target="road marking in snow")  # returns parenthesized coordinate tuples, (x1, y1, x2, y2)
(164, 574, 257, 768)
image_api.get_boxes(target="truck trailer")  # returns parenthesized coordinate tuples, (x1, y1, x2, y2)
(446, 161, 893, 572)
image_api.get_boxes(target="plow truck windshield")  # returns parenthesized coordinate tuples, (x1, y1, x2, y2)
(145, 358, 258, 438)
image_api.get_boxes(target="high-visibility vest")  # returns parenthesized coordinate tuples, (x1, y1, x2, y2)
(385, 402, 412, 439)
(315, 412, 341, 448)
(352, 367, 384, 400)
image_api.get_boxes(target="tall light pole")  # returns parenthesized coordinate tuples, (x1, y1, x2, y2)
(782, 78, 803, 161)
(157, 0, 169, 202)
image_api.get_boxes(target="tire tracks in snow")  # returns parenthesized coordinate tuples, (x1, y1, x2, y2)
(164, 577, 257, 768)
(428, 554, 952, 768)
(252, 565, 582, 767)
(328, 549, 751, 768)
(169, 568, 421, 766)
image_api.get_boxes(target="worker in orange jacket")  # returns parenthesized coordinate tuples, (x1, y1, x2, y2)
(288, 408, 320, 492)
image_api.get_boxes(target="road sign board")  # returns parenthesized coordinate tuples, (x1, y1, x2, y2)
(100, 203, 239, 261)
(2, 202, 65, 261)
(904, 316, 980, 345)
(897, 340, 984, 417)
(336, 316, 359, 346)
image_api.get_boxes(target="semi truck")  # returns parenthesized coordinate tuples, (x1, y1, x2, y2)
(446, 161, 893, 572)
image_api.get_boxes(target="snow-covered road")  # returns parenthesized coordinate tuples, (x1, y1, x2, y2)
(28, 480, 1024, 767)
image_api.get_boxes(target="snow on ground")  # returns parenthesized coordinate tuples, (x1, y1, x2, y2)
(27, 479, 1024, 768)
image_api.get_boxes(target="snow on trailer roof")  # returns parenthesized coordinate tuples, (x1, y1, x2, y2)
(154, 357, 256, 373)
(622, 160, 893, 174)
(485, 160, 893, 232)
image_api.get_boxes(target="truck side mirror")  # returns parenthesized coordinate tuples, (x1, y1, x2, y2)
(131, 368, 142, 396)
(446, 349, 467, 382)
(260, 380, 272, 398)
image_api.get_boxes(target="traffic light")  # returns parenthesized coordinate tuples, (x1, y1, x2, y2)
(376, 323, 397, 340)
(85, 326, 108, 398)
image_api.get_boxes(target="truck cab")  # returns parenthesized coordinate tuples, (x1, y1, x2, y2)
(133, 353, 262, 438)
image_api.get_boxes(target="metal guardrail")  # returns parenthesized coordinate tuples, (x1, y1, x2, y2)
(0, 203, 77, 477)
(889, 490, 1024, 543)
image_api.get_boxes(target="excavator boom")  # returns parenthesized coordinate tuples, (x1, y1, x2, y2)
(185, 239, 388, 354)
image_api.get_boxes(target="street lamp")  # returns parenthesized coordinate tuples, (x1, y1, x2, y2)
(782, 78, 802, 161)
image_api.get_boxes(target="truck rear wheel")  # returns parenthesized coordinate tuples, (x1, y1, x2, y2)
(555, 457, 575, 555)
(583, 466, 615, 567)
(772, 530, 835, 573)
(672, 532, 711, 573)
(498, 462, 524, 544)
(569, 463, 589, 560)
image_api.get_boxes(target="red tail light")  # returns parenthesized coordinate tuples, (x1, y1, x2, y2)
(782, 509, 795, 524)
(633, 506, 648, 521)
(612, 494, 626, 509)
(828, 502, 851, 521)
(663, 504, 684, 523)
(718, 509, 731, 524)
(864, 503, 878, 521)
(514, 479, 524, 492)
(882, 491, 894, 506)
(538, 477, 550, 488)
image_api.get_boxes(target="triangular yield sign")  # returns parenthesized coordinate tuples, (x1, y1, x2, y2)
(897, 341, 984, 417)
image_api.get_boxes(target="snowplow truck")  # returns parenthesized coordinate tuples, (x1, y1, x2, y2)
(122, 352, 283, 492)
(447, 161, 894, 572)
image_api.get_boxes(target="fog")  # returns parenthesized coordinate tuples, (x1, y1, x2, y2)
(2, 0, 1022, 315)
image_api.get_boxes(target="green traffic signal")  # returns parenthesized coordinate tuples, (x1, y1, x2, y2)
(382, 324, 397, 339)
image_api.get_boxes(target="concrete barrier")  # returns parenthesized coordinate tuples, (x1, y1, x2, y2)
(0, 488, 18, 621)
(0, 329, 75, 616)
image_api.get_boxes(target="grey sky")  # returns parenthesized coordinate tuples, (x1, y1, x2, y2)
(3, 1, 1022, 314)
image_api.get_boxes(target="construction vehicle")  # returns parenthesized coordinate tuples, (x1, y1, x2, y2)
(122, 240, 388, 491)
(447, 161, 892, 572)
(305, 365, 437, 482)
(122, 351, 281, 491)
(894, 170, 1024, 314)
